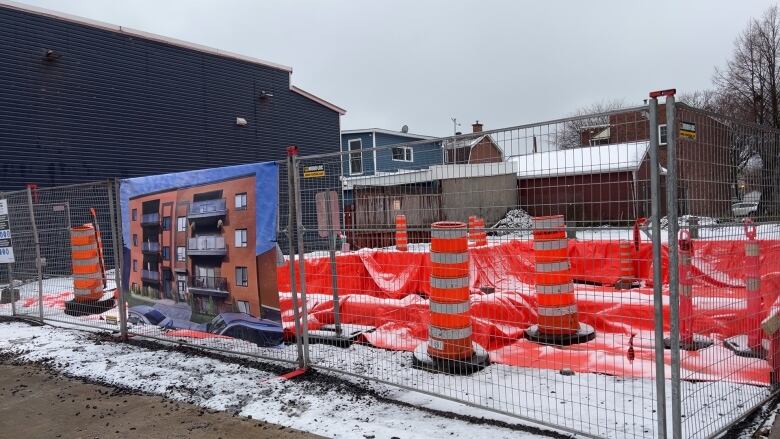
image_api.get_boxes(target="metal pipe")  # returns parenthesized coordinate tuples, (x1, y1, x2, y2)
(324, 191, 341, 335)
(291, 152, 311, 365)
(108, 179, 128, 340)
(7, 265, 15, 316)
(286, 152, 304, 369)
(648, 97, 668, 438)
(665, 95, 683, 439)
(26, 187, 44, 323)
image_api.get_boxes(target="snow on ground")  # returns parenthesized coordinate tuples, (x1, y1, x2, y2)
(0, 322, 560, 439)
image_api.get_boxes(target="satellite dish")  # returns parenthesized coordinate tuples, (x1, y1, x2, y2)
(401, 125, 409, 133)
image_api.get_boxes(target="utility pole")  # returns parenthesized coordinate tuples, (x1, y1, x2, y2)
(451, 117, 461, 135)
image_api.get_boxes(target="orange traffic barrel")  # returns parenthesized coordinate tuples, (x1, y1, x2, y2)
(427, 221, 472, 360)
(615, 240, 637, 289)
(413, 221, 488, 374)
(395, 214, 408, 252)
(525, 215, 595, 345)
(472, 217, 487, 247)
(70, 224, 105, 302)
(468, 215, 477, 246)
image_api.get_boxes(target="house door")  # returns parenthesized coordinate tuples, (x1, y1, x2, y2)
(176, 275, 187, 302)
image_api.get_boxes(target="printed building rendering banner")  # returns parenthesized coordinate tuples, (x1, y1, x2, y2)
(119, 162, 282, 344)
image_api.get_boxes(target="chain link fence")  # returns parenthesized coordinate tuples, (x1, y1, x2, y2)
(1, 97, 778, 438)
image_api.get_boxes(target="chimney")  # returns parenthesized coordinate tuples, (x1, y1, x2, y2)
(472, 120, 483, 133)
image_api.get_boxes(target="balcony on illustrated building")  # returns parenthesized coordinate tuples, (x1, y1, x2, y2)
(142, 241, 161, 254)
(141, 212, 160, 227)
(188, 199, 227, 221)
(141, 269, 160, 283)
(188, 275, 229, 298)
(188, 236, 227, 256)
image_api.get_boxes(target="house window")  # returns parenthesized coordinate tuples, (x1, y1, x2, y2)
(176, 246, 186, 262)
(132, 209, 137, 221)
(235, 266, 248, 287)
(235, 193, 248, 210)
(162, 246, 170, 261)
(658, 124, 668, 146)
(132, 234, 138, 247)
(235, 229, 248, 247)
(177, 217, 187, 232)
(391, 146, 413, 162)
(348, 139, 363, 174)
(236, 300, 250, 314)
(132, 259, 138, 272)
(161, 216, 171, 231)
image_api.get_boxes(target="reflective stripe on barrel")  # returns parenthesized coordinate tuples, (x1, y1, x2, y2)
(428, 221, 473, 360)
(395, 214, 408, 252)
(533, 215, 579, 335)
(70, 224, 104, 303)
(618, 240, 635, 283)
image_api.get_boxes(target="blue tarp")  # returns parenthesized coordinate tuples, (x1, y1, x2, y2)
(119, 162, 279, 256)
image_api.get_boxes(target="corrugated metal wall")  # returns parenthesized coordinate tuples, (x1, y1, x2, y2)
(0, 5, 341, 191)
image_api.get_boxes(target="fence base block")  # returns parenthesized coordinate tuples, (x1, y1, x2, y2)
(663, 334, 714, 351)
(305, 324, 375, 347)
(64, 298, 116, 317)
(524, 323, 596, 346)
(723, 336, 768, 359)
(412, 342, 489, 375)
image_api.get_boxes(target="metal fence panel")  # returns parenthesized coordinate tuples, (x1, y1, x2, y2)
(673, 102, 780, 438)
(119, 160, 305, 367)
(2, 100, 778, 438)
(292, 111, 666, 438)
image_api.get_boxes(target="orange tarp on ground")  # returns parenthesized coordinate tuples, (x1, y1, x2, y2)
(277, 239, 780, 385)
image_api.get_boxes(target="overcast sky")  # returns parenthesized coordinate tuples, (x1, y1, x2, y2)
(19, 0, 778, 136)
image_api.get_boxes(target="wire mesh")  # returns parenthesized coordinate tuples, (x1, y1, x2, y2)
(672, 103, 780, 438)
(291, 111, 666, 438)
(0, 181, 122, 332)
(1, 102, 776, 438)
(120, 160, 302, 366)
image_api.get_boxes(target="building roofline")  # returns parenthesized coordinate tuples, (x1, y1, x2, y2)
(341, 128, 436, 140)
(0, 0, 293, 73)
(290, 85, 346, 115)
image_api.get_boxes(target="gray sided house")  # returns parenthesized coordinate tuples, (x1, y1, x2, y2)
(0, 0, 345, 191)
(343, 162, 518, 248)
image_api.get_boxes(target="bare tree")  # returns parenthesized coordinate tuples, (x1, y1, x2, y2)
(556, 99, 627, 149)
(713, 6, 780, 215)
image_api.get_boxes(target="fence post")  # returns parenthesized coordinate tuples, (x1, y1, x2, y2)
(324, 191, 341, 335)
(665, 93, 683, 439)
(292, 150, 311, 366)
(286, 147, 305, 369)
(108, 179, 128, 339)
(26, 187, 44, 323)
(7, 264, 16, 316)
(648, 95, 668, 438)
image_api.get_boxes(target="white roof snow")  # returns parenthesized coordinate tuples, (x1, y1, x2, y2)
(342, 162, 518, 190)
(510, 141, 649, 179)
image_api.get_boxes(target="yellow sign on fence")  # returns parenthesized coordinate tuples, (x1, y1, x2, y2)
(680, 121, 696, 140)
(303, 165, 325, 178)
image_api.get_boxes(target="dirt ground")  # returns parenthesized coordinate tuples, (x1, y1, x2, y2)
(0, 360, 321, 439)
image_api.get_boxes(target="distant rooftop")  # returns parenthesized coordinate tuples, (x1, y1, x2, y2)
(341, 128, 437, 140)
(509, 141, 650, 179)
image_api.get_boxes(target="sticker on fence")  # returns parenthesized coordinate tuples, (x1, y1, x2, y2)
(680, 121, 696, 140)
(0, 199, 14, 264)
(303, 165, 325, 178)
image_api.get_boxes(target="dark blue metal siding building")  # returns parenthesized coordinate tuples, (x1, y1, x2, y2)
(0, 2, 344, 191)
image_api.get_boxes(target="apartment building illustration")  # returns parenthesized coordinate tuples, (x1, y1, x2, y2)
(127, 175, 260, 318)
